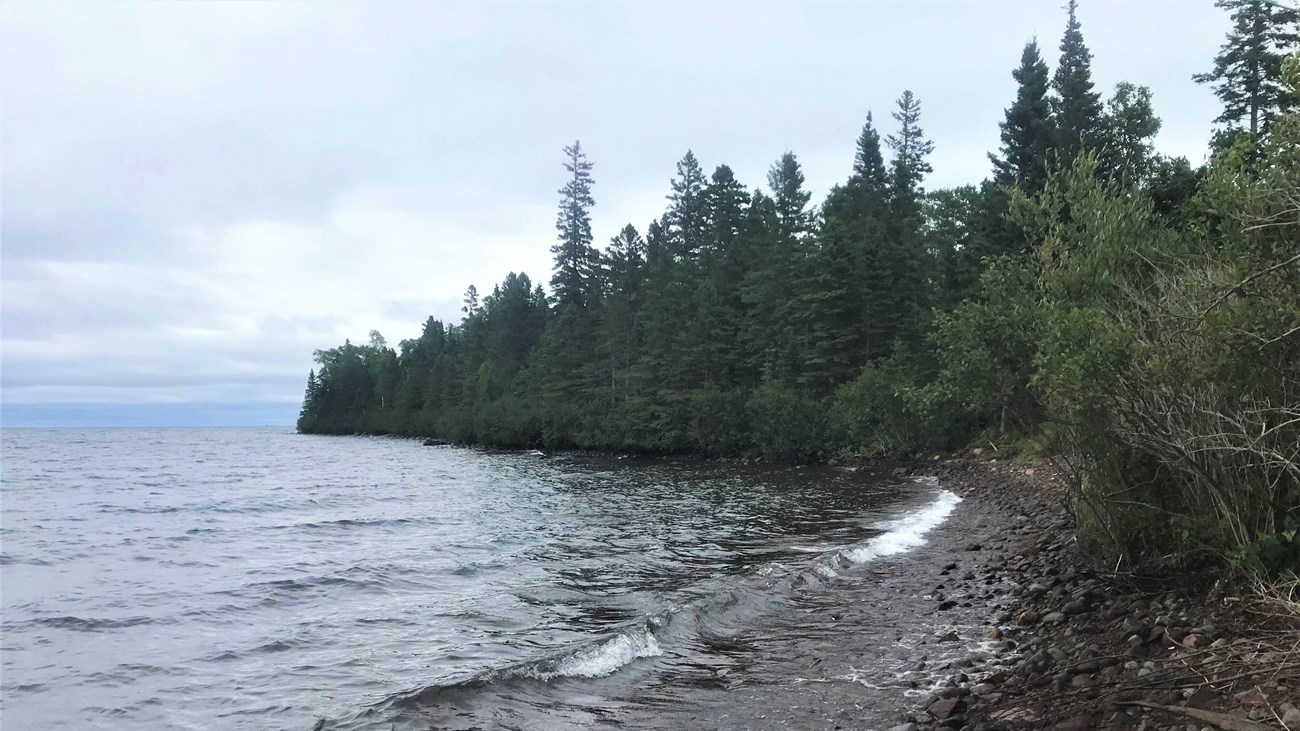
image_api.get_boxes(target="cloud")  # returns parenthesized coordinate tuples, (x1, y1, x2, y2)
(1, 0, 1228, 422)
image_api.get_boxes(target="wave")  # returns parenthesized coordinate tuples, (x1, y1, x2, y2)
(842, 485, 962, 564)
(329, 483, 961, 729)
(8, 614, 168, 633)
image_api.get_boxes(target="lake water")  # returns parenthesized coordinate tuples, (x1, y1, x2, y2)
(0, 428, 959, 730)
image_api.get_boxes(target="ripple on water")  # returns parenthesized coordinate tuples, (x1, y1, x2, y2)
(0, 428, 947, 731)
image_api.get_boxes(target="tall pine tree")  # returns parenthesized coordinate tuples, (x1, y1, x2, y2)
(1053, 0, 1105, 169)
(883, 90, 935, 349)
(991, 40, 1055, 194)
(1194, 0, 1300, 140)
(551, 141, 597, 309)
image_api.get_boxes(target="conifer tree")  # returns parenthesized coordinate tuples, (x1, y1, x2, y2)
(551, 141, 597, 309)
(991, 40, 1055, 194)
(1194, 0, 1300, 140)
(884, 90, 935, 349)
(1053, 0, 1105, 168)
(665, 151, 710, 262)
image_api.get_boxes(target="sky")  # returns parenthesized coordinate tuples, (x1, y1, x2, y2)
(1, 0, 1228, 427)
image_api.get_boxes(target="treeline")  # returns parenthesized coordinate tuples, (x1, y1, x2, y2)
(301, 2, 1299, 569)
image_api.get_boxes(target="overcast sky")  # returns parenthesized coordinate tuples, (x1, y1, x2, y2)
(1, 0, 1226, 426)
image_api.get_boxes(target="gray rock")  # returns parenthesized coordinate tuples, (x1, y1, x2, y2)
(1042, 611, 1066, 624)
(1282, 708, 1300, 730)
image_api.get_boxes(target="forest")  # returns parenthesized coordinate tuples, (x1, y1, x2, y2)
(300, 1, 1299, 571)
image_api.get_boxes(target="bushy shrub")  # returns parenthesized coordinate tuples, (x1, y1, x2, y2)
(748, 382, 826, 463)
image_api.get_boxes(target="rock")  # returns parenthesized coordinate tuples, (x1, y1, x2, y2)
(1042, 611, 1066, 625)
(927, 697, 964, 720)
(938, 600, 959, 611)
(987, 627, 1002, 640)
(1185, 685, 1216, 710)
(889, 724, 918, 731)
(938, 631, 961, 642)
(1282, 708, 1300, 729)
(1182, 633, 1207, 648)
(1070, 673, 1094, 688)
(1053, 715, 1094, 731)
(1016, 609, 1040, 626)
(1063, 599, 1089, 615)
(965, 543, 983, 551)
(990, 708, 1040, 723)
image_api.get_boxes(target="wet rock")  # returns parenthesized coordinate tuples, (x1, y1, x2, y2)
(1016, 609, 1039, 626)
(938, 631, 961, 642)
(965, 543, 983, 551)
(986, 627, 1002, 640)
(889, 724, 918, 731)
(1041, 611, 1066, 625)
(927, 697, 964, 720)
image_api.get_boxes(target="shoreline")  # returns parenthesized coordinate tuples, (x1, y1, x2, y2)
(890, 459, 1297, 731)
(629, 457, 1296, 731)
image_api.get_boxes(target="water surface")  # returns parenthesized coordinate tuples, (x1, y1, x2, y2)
(0, 428, 956, 729)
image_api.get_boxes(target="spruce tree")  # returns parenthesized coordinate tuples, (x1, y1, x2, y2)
(551, 141, 597, 309)
(1053, 0, 1105, 169)
(1194, 0, 1300, 140)
(884, 90, 935, 349)
(991, 40, 1055, 194)
(665, 151, 710, 262)
(853, 111, 890, 200)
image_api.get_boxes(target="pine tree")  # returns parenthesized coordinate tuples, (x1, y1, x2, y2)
(665, 151, 710, 262)
(1053, 0, 1105, 169)
(1194, 0, 1300, 140)
(991, 40, 1055, 194)
(853, 111, 890, 199)
(884, 90, 936, 349)
(551, 141, 597, 309)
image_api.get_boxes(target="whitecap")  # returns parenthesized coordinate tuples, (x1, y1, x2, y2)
(842, 487, 962, 564)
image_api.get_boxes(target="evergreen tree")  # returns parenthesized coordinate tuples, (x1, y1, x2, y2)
(1194, 0, 1300, 140)
(853, 111, 890, 200)
(665, 150, 710, 262)
(551, 141, 597, 309)
(991, 40, 1055, 194)
(768, 152, 813, 244)
(1052, 0, 1105, 169)
(884, 90, 936, 349)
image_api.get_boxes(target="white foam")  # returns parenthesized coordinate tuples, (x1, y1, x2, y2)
(842, 487, 962, 564)
(546, 629, 663, 679)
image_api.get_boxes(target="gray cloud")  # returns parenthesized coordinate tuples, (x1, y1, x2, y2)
(1, 0, 1227, 419)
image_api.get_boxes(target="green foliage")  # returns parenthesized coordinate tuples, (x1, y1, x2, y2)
(1231, 524, 1300, 577)
(295, 17, 1299, 584)
(746, 383, 825, 464)
(1194, 0, 1300, 138)
(1052, 0, 1105, 169)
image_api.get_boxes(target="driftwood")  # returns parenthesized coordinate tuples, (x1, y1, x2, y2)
(1116, 700, 1277, 731)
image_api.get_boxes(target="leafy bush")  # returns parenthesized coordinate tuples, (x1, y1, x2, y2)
(747, 383, 826, 463)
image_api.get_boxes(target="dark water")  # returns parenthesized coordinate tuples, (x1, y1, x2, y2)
(0, 428, 960, 730)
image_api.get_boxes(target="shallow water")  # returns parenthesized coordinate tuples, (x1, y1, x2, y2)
(0, 428, 958, 730)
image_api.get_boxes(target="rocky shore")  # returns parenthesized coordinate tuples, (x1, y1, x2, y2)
(893, 458, 1299, 731)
